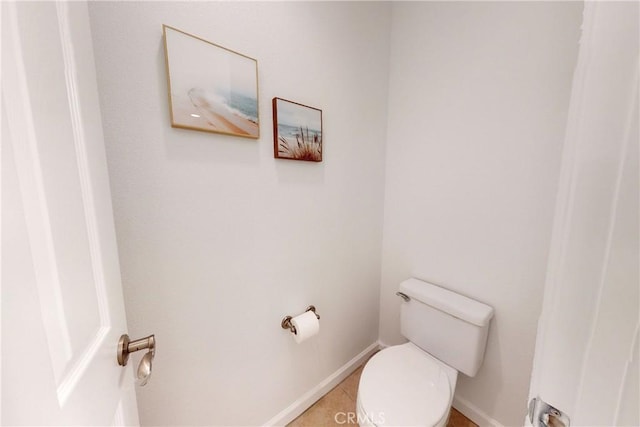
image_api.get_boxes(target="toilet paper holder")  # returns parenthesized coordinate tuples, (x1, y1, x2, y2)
(281, 305, 320, 335)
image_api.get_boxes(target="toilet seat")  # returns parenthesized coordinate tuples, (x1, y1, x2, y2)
(358, 343, 453, 427)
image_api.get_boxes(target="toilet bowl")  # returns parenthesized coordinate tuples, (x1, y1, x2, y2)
(357, 278, 494, 427)
(357, 343, 457, 427)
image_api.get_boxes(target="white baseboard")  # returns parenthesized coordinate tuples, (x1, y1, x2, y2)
(453, 395, 505, 427)
(376, 340, 391, 349)
(262, 341, 381, 427)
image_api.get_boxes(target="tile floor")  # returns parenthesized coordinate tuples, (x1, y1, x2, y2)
(287, 364, 478, 427)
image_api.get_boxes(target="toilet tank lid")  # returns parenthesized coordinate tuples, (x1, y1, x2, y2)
(400, 278, 494, 326)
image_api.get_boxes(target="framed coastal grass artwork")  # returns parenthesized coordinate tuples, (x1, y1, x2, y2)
(163, 25, 259, 139)
(272, 98, 323, 162)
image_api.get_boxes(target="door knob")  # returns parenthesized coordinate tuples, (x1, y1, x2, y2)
(136, 351, 153, 386)
(117, 334, 155, 386)
(529, 396, 570, 427)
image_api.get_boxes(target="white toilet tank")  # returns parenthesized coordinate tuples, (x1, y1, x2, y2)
(399, 278, 494, 377)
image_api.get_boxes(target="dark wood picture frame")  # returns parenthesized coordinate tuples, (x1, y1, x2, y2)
(273, 98, 323, 162)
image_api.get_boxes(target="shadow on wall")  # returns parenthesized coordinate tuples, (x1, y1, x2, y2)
(455, 315, 503, 418)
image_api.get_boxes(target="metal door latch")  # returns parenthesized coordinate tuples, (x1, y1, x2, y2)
(529, 396, 570, 427)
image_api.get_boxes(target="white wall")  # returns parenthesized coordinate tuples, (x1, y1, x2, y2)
(89, 2, 590, 426)
(380, 2, 582, 426)
(88, 2, 390, 425)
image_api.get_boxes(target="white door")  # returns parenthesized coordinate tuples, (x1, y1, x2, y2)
(527, 2, 639, 426)
(2, 1, 140, 425)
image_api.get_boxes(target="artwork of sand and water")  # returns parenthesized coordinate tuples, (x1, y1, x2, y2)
(273, 98, 323, 162)
(164, 25, 259, 138)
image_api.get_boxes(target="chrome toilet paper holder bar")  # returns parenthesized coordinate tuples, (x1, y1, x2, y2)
(281, 305, 320, 335)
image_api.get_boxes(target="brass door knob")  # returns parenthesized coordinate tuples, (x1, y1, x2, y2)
(117, 334, 155, 386)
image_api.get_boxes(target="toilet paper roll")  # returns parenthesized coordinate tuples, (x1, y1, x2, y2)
(291, 310, 320, 343)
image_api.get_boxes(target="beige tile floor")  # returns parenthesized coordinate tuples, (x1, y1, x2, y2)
(287, 364, 478, 427)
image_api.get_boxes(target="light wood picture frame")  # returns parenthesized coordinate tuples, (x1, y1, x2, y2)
(163, 25, 259, 139)
(273, 98, 323, 162)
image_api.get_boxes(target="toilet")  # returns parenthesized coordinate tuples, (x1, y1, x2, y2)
(357, 278, 494, 427)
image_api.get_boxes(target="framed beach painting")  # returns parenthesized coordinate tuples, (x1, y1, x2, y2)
(163, 25, 259, 139)
(272, 98, 323, 162)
